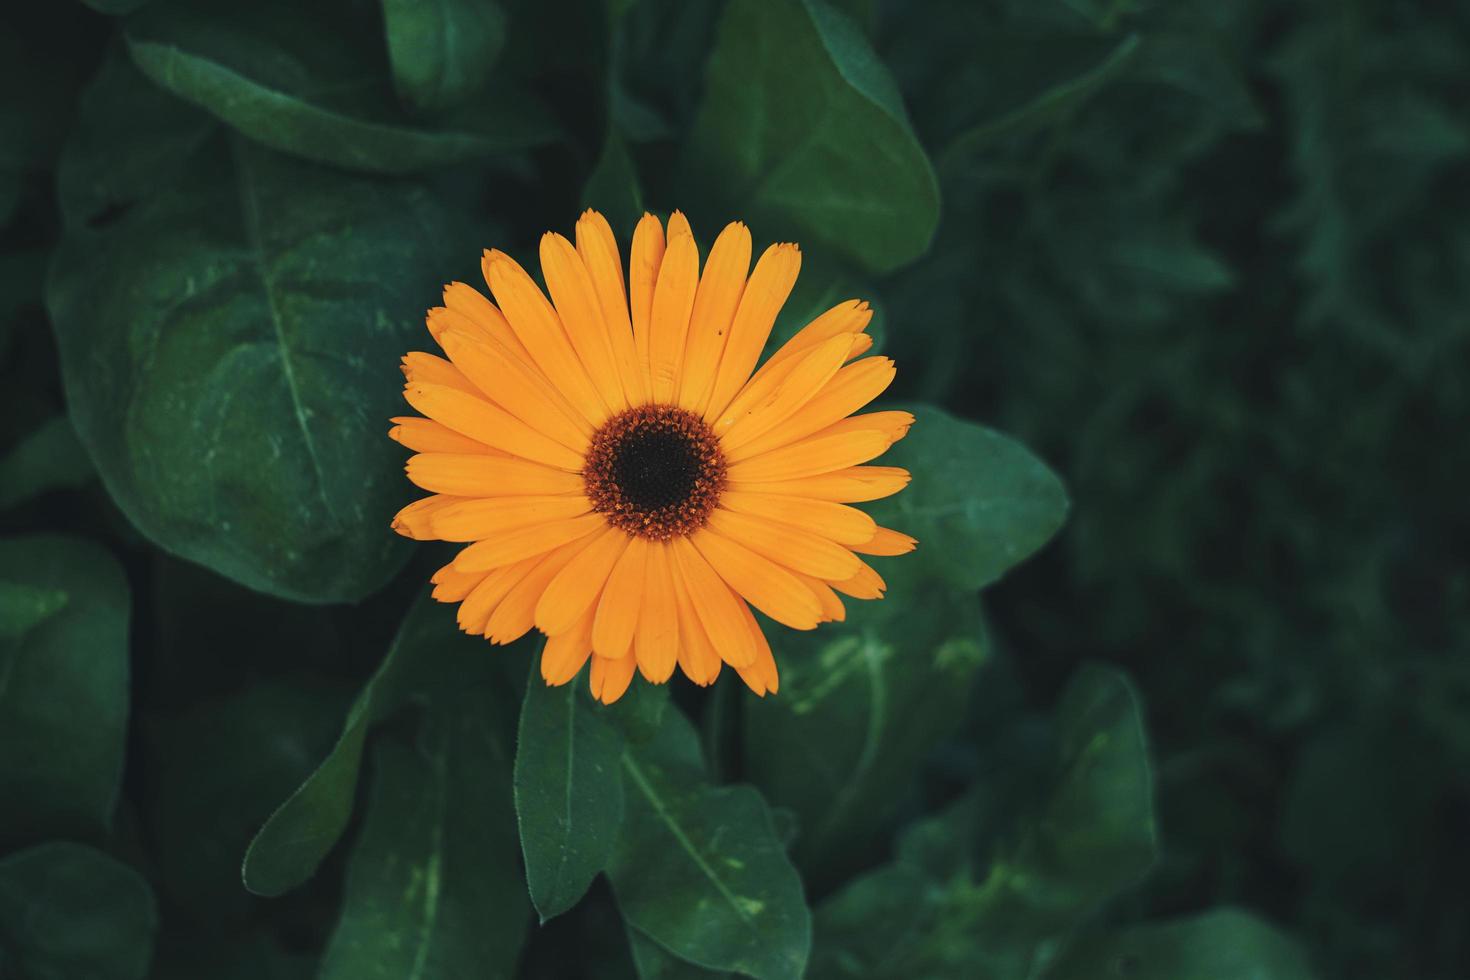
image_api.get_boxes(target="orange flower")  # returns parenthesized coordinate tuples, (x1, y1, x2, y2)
(390, 210, 915, 703)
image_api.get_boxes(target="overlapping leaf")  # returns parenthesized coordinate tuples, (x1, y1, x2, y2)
(125, 0, 551, 175)
(318, 691, 527, 980)
(608, 707, 811, 980)
(685, 0, 939, 273)
(49, 54, 461, 602)
(0, 535, 130, 845)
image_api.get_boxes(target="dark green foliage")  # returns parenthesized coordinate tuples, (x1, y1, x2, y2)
(0, 0, 1459, 977)
(516, 671, 629, 922)
(0, 536, 129, 846)
(0, 843, 156, 980)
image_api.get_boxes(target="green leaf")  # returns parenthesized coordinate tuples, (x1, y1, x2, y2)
(627, 925, 730, 980)
(809, 664, 1157, 979)
(125, 0, 553, 176)
(0, 842, 157, 980)
(49, 56, 461, 603)
(872, 405, 1069, 591)
(744, 585, 988, 882)
(515, 669, 627, 922)
(243, 594, 523, 895)
(1006, 663, 1159, 936)
(382, 0, 506, 116)
(318, 692, 528, 980)
(608, 706, 811, 980)
(1044, 908, 1318, 980)
(584, 129, 646, 242)
(942, 33, 1140, 167)
(0, 535, 129, 845)
(0, 415, 95, 510)
(145, 680, 347, 920)
(0, 582, 68, 640)
(685, 0, 938, 273)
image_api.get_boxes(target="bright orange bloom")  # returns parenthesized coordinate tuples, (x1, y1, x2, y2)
(390, 210, 915, 703)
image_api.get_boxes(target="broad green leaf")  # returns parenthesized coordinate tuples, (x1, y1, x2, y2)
(49, 56, 461, 603)
(318, 693, 527, 980)
(584, 130, 646, 241)
(0, 415, 94, 510)
(53, 52, 216, 229)
(942, 33, 1140, 167)
(243, 594, 523, 895)
(0, 582, 68, 640)
(515, 669, 627, 922)
(383, 0, 506, 115)
(872, 405, 1069, 591)
(125, 0, 552, 175)
(744, 586, 988, 882)
(973, 664, 1158, 952)
(627, 925, 730, 980)
(810, 664, 1157, 979)
(1044, 908, 1318, 980)
(685, 0, 938, 273)
(608, 706, 811, 980)
(145, 680, 346, 921)
(0, 842, 157, 980)
(0, 535, 129, 845)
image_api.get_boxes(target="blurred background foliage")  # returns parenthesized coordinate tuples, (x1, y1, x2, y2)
(1, 0, 1466, 978)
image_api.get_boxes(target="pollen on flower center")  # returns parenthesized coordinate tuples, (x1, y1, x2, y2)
(583, 404, 726, 540)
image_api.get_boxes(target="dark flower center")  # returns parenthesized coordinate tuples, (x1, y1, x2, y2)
(584, 405, 726, 540)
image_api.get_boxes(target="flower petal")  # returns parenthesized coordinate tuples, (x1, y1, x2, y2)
(406, 454, 584, 497)
(673, 567, 722, 686)
(441, 283, 535, 364)
(542, 608, 595, 685)
(691, 528, 822, 630)
(429, 495, 593, 543)
(852, 527, 918, 556)
(592, 535, 648, 660)
(487, 531, 606, 643)
(390, 416, 499, 455)
(400, 351, 478, 395)
(724, 429, 891, 483)
(541, 231, 629, 413)
(457, 558, 538, 634)
(830, 558, 886, 600)
(728, 465, 911, 502)
(733, 602, 779, 696)
(706, 508, 861, 580)
(535, 528, 630, 636)
(453, 513, 604, 573)
(576, 209, 649, 406)
(590, 652, 639, 704)
(702, 242, 801, 422)
(669, 536, 757, 668)
(629, 213, 666, 387)
(728, 355, 896, 461)
(438, 329, 593, 451)
(718, 333, 857, 450)
(648, 213, 699, 403)
(483, 249, 612, 424)
(678, 221, 751, 413)
(756, 299, 873, 377)
(719, 490, 877, 545)
(403, 383, 585, 470)
(634, 541, 680, 683)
